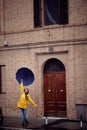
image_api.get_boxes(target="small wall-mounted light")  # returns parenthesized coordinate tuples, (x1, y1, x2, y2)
(3, 40, 8, 46)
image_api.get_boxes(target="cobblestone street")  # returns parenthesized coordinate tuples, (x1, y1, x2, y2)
(0, 117, 87, 130)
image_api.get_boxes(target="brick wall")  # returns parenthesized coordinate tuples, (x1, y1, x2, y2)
(69, 0, 87, 24)
(0, 0, 87, 120)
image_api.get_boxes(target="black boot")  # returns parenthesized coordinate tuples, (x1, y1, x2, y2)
(22, 121, 25, 128)
(25, 119, 29, 128)
(25, 119, 29, 124)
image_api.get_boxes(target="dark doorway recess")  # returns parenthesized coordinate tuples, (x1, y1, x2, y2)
(43, 58, 66, 117)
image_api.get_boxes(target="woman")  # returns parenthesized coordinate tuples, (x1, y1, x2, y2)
(17, 81, 37, 127)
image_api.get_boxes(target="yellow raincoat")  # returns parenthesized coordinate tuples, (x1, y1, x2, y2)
(17, 83, 37, 109)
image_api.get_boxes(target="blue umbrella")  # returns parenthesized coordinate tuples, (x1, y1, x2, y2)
(16, 67, 34, 86)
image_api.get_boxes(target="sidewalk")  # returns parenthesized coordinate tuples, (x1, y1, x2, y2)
(0, 116, 45, 129)
(0, 116, 87, 130)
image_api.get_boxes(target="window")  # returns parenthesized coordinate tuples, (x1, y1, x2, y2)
(44, 58, 65, 72)
(0, 65, 6, 94)
(34, 0, 68, 28)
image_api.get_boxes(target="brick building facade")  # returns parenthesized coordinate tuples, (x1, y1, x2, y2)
(0, 0, 87, 120)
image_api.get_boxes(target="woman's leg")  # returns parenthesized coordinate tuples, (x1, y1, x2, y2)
(21, 109, 27, 122)
(21, 109, 28, 127)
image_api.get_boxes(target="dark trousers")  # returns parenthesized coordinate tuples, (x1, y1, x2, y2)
(21, 108, 27, 122)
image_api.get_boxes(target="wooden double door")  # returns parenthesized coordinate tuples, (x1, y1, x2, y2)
(44, 72, 66, 117)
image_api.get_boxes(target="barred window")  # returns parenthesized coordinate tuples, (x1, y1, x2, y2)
(0, 65, 6, 94)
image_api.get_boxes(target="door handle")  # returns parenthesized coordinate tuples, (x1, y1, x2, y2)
(48, 89, 51, 92)
(60, 89, 64, 92)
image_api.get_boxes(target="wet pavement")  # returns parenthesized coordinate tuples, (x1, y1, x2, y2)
(0, 117, 87, 130)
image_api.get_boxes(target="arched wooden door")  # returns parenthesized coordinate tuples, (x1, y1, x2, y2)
(43, 58, 66, 117)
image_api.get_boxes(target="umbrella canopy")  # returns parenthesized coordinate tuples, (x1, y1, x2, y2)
(16, 67, 34, 86)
